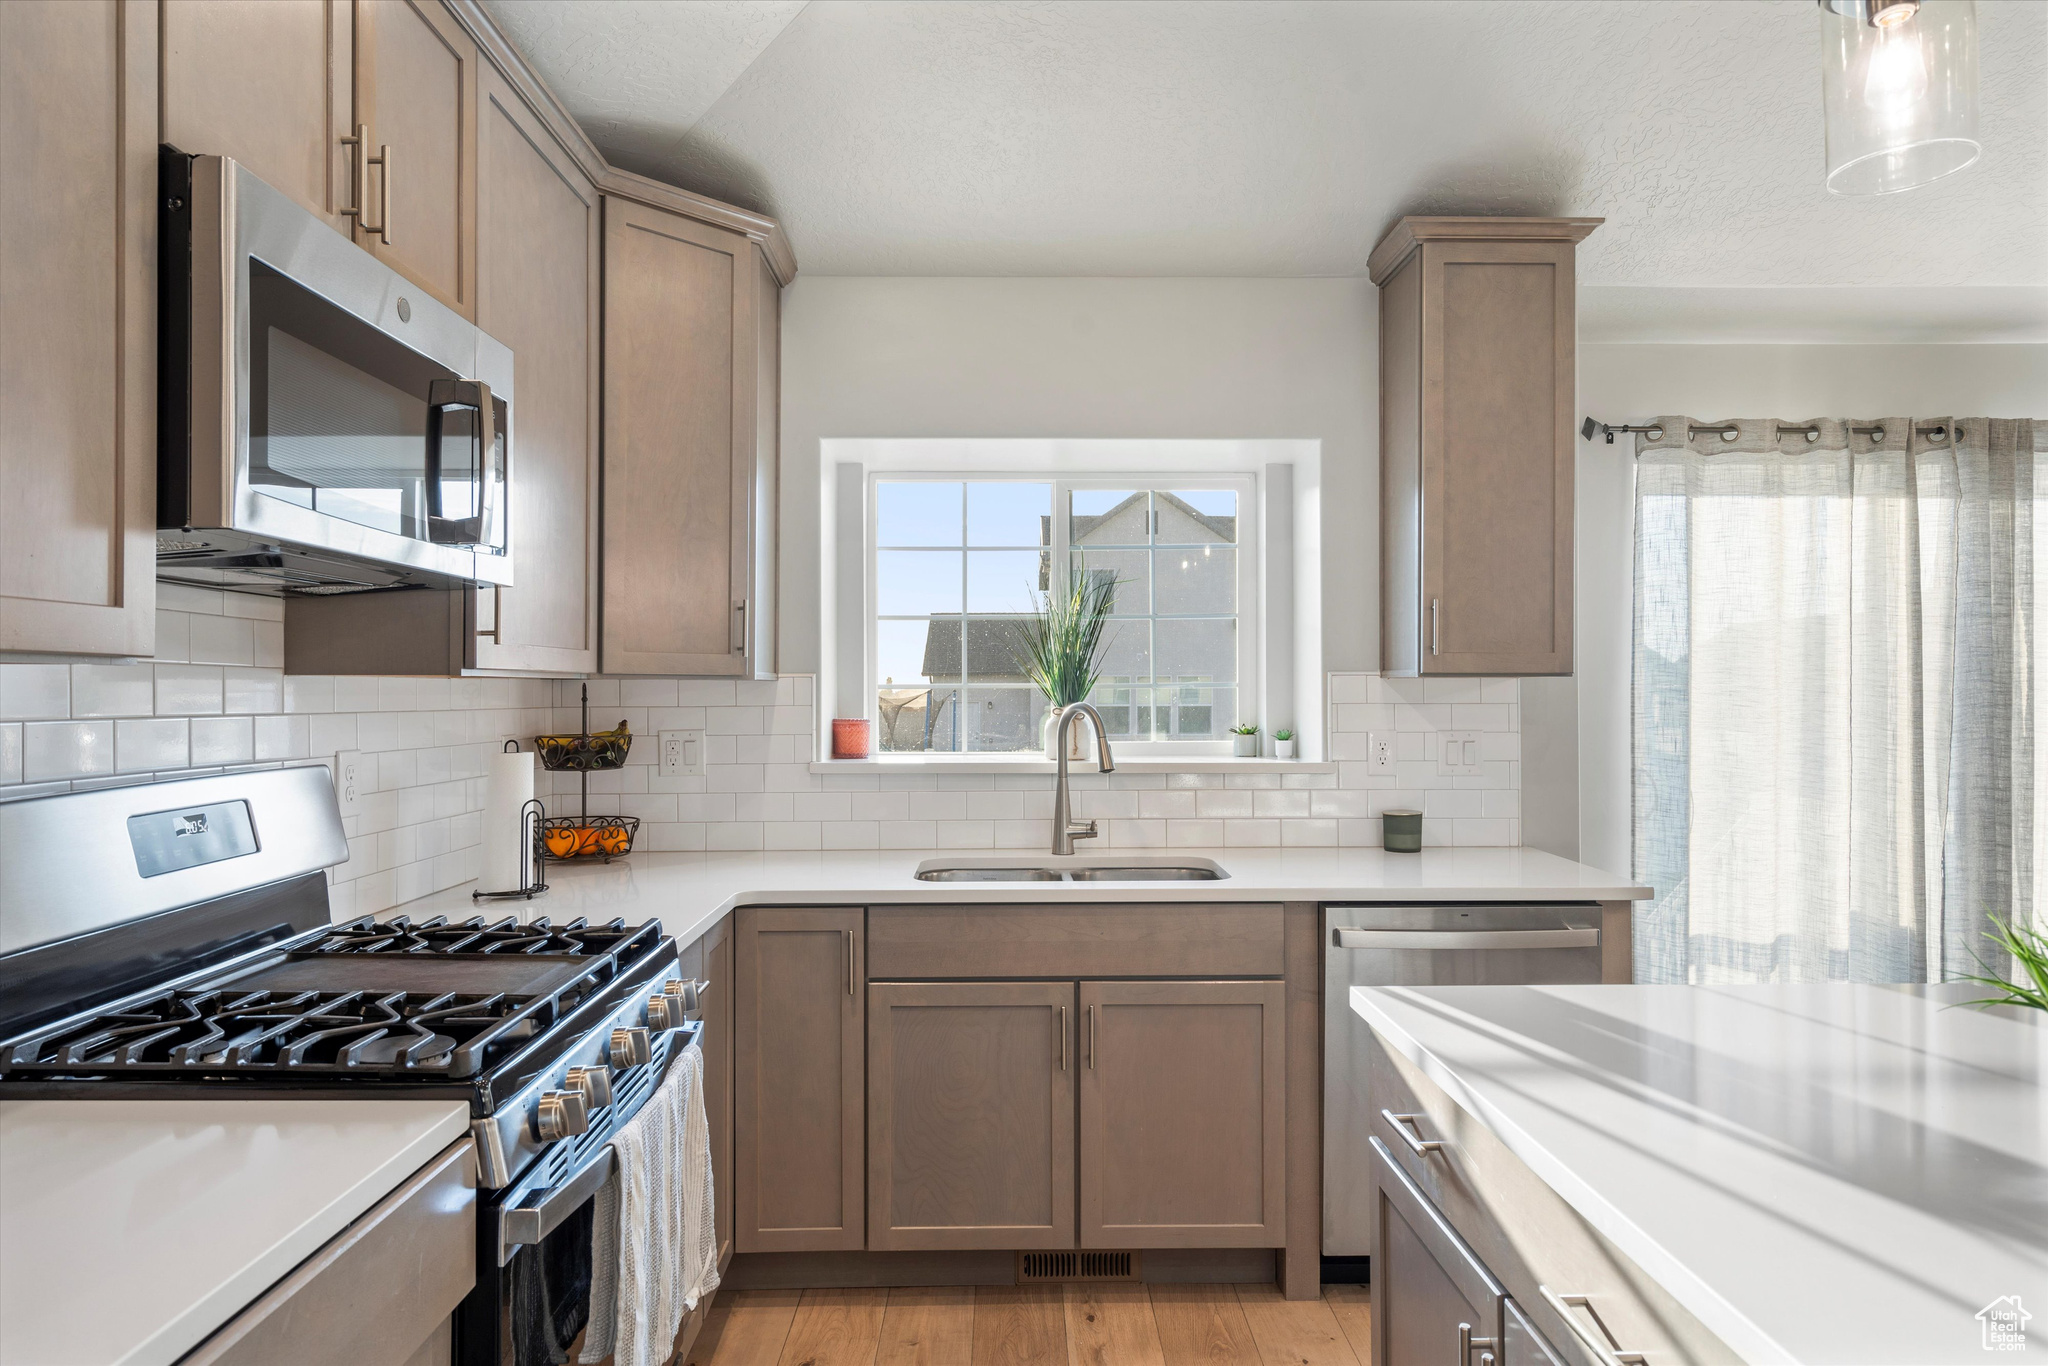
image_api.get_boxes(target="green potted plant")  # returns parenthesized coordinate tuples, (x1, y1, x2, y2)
(1230, 723, 1261, 758)
(1018, 567, 1118, 761)
(1274, 728, 1295, 760)
(1957, 915, 2048, 1012)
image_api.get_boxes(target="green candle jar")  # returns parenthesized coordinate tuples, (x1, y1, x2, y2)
(1381, 809, 1422, 853)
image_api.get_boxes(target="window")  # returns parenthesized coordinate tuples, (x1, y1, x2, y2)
(871, 476, 1254, 754)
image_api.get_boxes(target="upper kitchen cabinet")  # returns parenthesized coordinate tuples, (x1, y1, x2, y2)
(160, 0, 354, 232)
(280, 55, 597, 677)
(0, 0, 157, 658)
(352, 0, 479, 319)
(1372, 216, 1600, 677)
(603, 197, 778, 678)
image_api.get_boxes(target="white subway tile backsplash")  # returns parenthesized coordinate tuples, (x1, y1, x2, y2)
(117, 718, 189, 773)
(3, 670, 1523, 912)
(24, 720, 113, 781)
(188, 614, 254, 666)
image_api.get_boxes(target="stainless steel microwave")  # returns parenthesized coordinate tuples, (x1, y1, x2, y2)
(157, 152, 513, 595)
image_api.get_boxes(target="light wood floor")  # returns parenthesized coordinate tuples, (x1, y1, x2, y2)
(682, 1282, 1372, 1366)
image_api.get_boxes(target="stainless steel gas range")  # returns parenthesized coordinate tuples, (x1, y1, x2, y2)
(0, 767, 699, 1366)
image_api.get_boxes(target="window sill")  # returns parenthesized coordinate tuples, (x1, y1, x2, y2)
(809, 756, 1335, 775)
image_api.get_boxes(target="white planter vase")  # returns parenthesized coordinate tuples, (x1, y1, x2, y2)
(1232, 732, 1260, 758)
(1043, 705, 1090, 761)
(1275, 739, 1295, 759)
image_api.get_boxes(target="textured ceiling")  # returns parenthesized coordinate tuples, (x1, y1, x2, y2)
(487, 0, 2047, 290)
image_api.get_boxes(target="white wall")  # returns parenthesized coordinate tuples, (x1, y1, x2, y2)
(1571, 342, 2048, 878)
(778, 277, 1380, 676)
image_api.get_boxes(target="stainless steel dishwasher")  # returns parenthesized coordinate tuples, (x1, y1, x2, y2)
(1322, 902, 1603, 1259)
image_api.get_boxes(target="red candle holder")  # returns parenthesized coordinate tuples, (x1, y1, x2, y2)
(831, 718, 872, 760)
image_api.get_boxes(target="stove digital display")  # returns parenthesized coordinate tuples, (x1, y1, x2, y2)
(126, 800, 258, 877)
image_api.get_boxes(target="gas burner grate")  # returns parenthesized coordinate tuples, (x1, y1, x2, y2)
(2, 987, 563, 1078)
(310, 913, 655, 960)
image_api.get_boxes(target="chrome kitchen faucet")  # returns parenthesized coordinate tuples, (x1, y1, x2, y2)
(1050, 703, 1117, 855)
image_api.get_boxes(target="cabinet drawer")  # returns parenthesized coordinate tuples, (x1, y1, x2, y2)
(868, 904, 1284, 979)
(1369, 1037, 1740, 1365)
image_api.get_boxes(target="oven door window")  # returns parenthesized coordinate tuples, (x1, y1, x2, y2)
(247, 259, 504, 552)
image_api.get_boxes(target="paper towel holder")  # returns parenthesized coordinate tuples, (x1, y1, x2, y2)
(475, 743, 549, 902)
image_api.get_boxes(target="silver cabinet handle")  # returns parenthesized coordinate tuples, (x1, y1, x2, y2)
(1087, 1003, 1097, 1069)
(1540, 1289, 1650, 1366)
(477, 583, 502, 642)
(374, 140, 392, 244)
(733, 599, 748, 653)
(1057, 1005, 1067, 1071)
(1431, 598, 1440, 655)
(1334, 927, 1599, 950)
(340, 123, 373, 227)
(1382, 1108, 1444, 1155)
(1459, 1322, 1498, 1366)
(845, 928, 855, 995)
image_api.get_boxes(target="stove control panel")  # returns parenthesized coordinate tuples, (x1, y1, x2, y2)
(535, 1088, 589, 1142)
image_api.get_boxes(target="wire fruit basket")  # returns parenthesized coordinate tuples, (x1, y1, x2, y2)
(534, 684, 639, 862)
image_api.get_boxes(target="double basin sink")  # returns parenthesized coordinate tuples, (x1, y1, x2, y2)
(914, 856, 1228, 883)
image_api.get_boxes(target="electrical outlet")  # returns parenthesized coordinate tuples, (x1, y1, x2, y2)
(659, 729, 705, 778)
(1437, 730, 1482, 776)
(1367, 732, 1396, 775)
(333, 750, 363, 816)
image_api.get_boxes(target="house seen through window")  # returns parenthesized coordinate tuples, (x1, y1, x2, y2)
(872, 478, 1249, 753)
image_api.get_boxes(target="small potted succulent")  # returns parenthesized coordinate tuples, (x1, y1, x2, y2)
(1273, 728, 1296, 759)
(1230, 723, 1261, 758)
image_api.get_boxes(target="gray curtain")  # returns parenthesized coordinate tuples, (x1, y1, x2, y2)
(1632, 417, 2041, 985)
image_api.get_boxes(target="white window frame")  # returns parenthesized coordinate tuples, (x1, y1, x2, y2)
(866, 472, 1260, 757)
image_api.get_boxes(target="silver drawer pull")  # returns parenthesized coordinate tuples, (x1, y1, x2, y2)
(1382, 1108, 1444, 1155)
(1540, 1288, 1650, 1366)
(1334, 927, 1599, 950)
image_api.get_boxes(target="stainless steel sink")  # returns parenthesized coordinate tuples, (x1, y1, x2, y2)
(913, 857, 1228, 883)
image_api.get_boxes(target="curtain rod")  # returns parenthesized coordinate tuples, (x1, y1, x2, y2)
(1580, 417, 1958, 449)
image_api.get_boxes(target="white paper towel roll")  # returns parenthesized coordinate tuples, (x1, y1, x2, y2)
(481, 747, 536, 892)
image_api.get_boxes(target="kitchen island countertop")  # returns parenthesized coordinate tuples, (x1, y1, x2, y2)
(1352, 982, 2048, 1364)
(390, 845, 1651, 946)
(0, 1099, 469, 1366)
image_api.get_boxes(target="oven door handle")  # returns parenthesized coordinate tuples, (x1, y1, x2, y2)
(1332, 927, 1599, 950)
(500, 1146, 613, 1264)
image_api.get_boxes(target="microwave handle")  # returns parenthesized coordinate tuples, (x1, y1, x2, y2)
(424, 379, 496, 547)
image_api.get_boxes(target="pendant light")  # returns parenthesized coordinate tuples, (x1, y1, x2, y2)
(1817, 0, 1980, 195)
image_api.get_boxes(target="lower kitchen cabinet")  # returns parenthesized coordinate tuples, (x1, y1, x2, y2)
(867, 981, 1076, 1250)
(733, 907, 863, 1252)
(1079, 979, 1287, 1248)
(1372, 1137, 1506, 1366)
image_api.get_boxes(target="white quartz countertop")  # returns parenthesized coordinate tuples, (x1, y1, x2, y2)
(0, 1099, 470, 1366)
(397, 846, 1650, 945)
(1351, 983, 2048, 1365)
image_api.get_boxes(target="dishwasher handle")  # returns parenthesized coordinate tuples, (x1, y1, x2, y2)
(1333, 927, 1599, 950)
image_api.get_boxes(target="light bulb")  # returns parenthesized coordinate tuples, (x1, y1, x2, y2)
(1861, 22, 1930, 125)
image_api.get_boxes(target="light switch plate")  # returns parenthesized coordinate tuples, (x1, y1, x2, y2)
(1367, 732, 1396, 775)
(659, 729, 705, 778)
(1437, 731, 1481, 776)
(333, 750, 363, 816)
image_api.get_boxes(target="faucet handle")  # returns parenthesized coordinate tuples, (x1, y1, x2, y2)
(1069, 819, 1099, 842)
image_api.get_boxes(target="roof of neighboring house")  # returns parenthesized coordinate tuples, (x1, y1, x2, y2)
(1061, 491, 1235, 546)
(920, 615, 1033, 682)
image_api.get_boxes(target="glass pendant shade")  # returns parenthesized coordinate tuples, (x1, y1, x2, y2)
(1818, 0, 1980, 195)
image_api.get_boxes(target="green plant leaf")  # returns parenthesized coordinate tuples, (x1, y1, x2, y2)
(1014, 559, 1119, 710)
(1955, 914, 2048, 1012)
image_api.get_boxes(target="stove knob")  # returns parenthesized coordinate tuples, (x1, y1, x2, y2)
(535, 1089, 589, 1143)
(565, 1064, 614, 1109)
(646, 993, 686, 1032)
(609, 1027, 652, 1068)
(662, 978, 705, 1013)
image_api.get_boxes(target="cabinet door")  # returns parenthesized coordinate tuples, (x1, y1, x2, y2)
(0, 0, 156, 658)
(1078, 980, 1285, 1248)
(868, 981, 1075, 1251)
(1370, 1137, 1505, 1366)
(353, 0, 477, 318)
(704, 924, 735, 1268)
(734, 908, 862, 1252)
(161, 0, 353, 232)
(601, 197, 757, 677)
(1419, 239, 1574, 676)
(470, 62, 597, 674)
